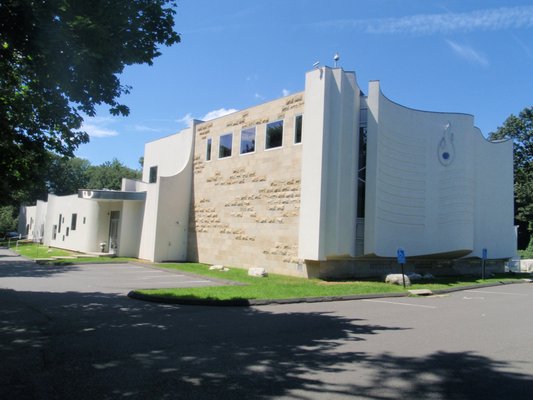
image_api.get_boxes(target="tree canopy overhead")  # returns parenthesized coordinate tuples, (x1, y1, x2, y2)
(0, 0, 180, 205)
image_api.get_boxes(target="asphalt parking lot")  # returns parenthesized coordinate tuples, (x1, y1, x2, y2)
(0, 248, 226, 294)
(1, 246, 532, 399)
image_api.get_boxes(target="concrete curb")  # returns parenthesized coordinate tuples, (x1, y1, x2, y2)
(127, 279, 532, 307)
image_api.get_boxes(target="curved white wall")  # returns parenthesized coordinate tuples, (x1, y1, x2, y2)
(138, 126, 194, 262)
(366, 81, 514, 259)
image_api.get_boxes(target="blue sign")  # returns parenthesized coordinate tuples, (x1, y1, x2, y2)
(397, 248, 406, 264)
(482, 248, 488, 260)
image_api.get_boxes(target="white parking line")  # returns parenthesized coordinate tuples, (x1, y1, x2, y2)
(464, 290, 528, 296)
(362, 299, 437, 309)
(139, 275, 185, 279)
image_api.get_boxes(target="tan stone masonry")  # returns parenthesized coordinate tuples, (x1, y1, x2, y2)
(188, 93, 305, 276)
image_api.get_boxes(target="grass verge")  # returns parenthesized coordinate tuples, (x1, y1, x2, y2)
(8, 242, 135, 264)
(134, 262, 531, 302)
(10, 241, 73, 258)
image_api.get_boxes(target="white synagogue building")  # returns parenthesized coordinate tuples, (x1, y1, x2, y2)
(19, 66, 516, 278)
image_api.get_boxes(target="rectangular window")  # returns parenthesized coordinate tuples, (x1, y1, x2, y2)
(240, 127, 256, 154)
(66, 227, 70, 237)
(58, 214, 62, 233)
(265, 120, 283, 149)
(52, 225, 57, 240)
(71, 213, 77, 231)
(149, 166, 158, 183)
(294, 115, 303, 144)
(219, 133, 233, 158)
(206, 138, 212, 161)
(83, 217, 86, 224)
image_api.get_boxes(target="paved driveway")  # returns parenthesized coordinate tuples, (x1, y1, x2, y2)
(0, 247, 225, 294)
(1, 246, 532, 399)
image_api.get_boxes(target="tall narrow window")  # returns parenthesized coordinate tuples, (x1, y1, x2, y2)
(206, 138, 212, 161)
(266, 120, 283, 149)
(357, 124, 367, 218)
(149, 166, 158, 183)
(219, 133, 233, 158)
(71, 213, 77, 231)
(294, 115, 303, 144)
(240, 127, 256, 154)
(58, 214, 62, 233)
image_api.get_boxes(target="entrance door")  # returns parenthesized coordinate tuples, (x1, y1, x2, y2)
(108, 211, 120, 254)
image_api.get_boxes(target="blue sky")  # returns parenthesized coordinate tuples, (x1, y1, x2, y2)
(75, 0, 533, 169)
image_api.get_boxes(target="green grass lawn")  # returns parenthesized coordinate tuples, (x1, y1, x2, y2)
(6, 245, 528, 302)
(9, 242, 133, 264)
(11, 242, 74, 258)
(134, 262, 531, 302)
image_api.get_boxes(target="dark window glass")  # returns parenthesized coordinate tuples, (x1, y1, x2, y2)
(295, 115, 303, 144)
(357, 126, 367, 218)
(266, 120, 283, 149)
(58, 214, 62, 233)
(149, 166, 158, 183)
(219, 133, 233, 158)
(206, 138, 212, 161)
(240, 127, 256, 154)
(71, 214, 77, 231)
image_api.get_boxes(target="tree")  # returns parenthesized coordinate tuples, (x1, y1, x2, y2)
(0, 0, 180, 206)
(47, 155, 91, 195)
(489, 106, 533, 249)
(0, 205, 18, 235)
(86, 159, 141, 190)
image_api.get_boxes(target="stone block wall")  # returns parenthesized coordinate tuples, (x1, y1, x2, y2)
(188, 93, 306, 276)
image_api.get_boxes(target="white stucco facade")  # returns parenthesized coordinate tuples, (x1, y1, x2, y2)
(19, 66, 516, 277)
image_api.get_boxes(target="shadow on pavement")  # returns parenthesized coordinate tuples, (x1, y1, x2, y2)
(0, 262, 80, 277)
(0, 288, 531, 399)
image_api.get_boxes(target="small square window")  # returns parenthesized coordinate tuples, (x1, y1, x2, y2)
(149, 166, 158, 183)
(240, 127, 256, 154)
(206, 138, 212, 161)
(266, 120, 283, 149)
(294, 115, 303, 144)
(219, 133, 233, 158)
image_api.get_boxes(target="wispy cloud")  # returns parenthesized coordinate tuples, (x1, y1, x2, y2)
(80, 117, 119, 138)
(177, 113, 194, 127)
(132, 124, 162, 133)
(446, 40, 489, 67)
(313, 6, 533, 35)
(254, 93, 264, 100)
(282, 89, 291, 97)
(177, 108, 238, 127)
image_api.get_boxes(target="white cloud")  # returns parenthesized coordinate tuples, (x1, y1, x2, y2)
(81, 117, 119, 138)
(446, 40, 489, 67)
(254, 93, 264, 100)
(176, 113, 194, 127)
(202, 108, 238, 121)
(177, 108, 238, 127)
(282, 88, 291, 97)
(314, 6, 533, 35)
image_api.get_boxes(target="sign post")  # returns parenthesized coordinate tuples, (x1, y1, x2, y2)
(397, 248, 406, 288)
(482, 248, 487, 280)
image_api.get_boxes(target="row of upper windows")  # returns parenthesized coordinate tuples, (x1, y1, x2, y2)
(206, 115, 303, 161)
